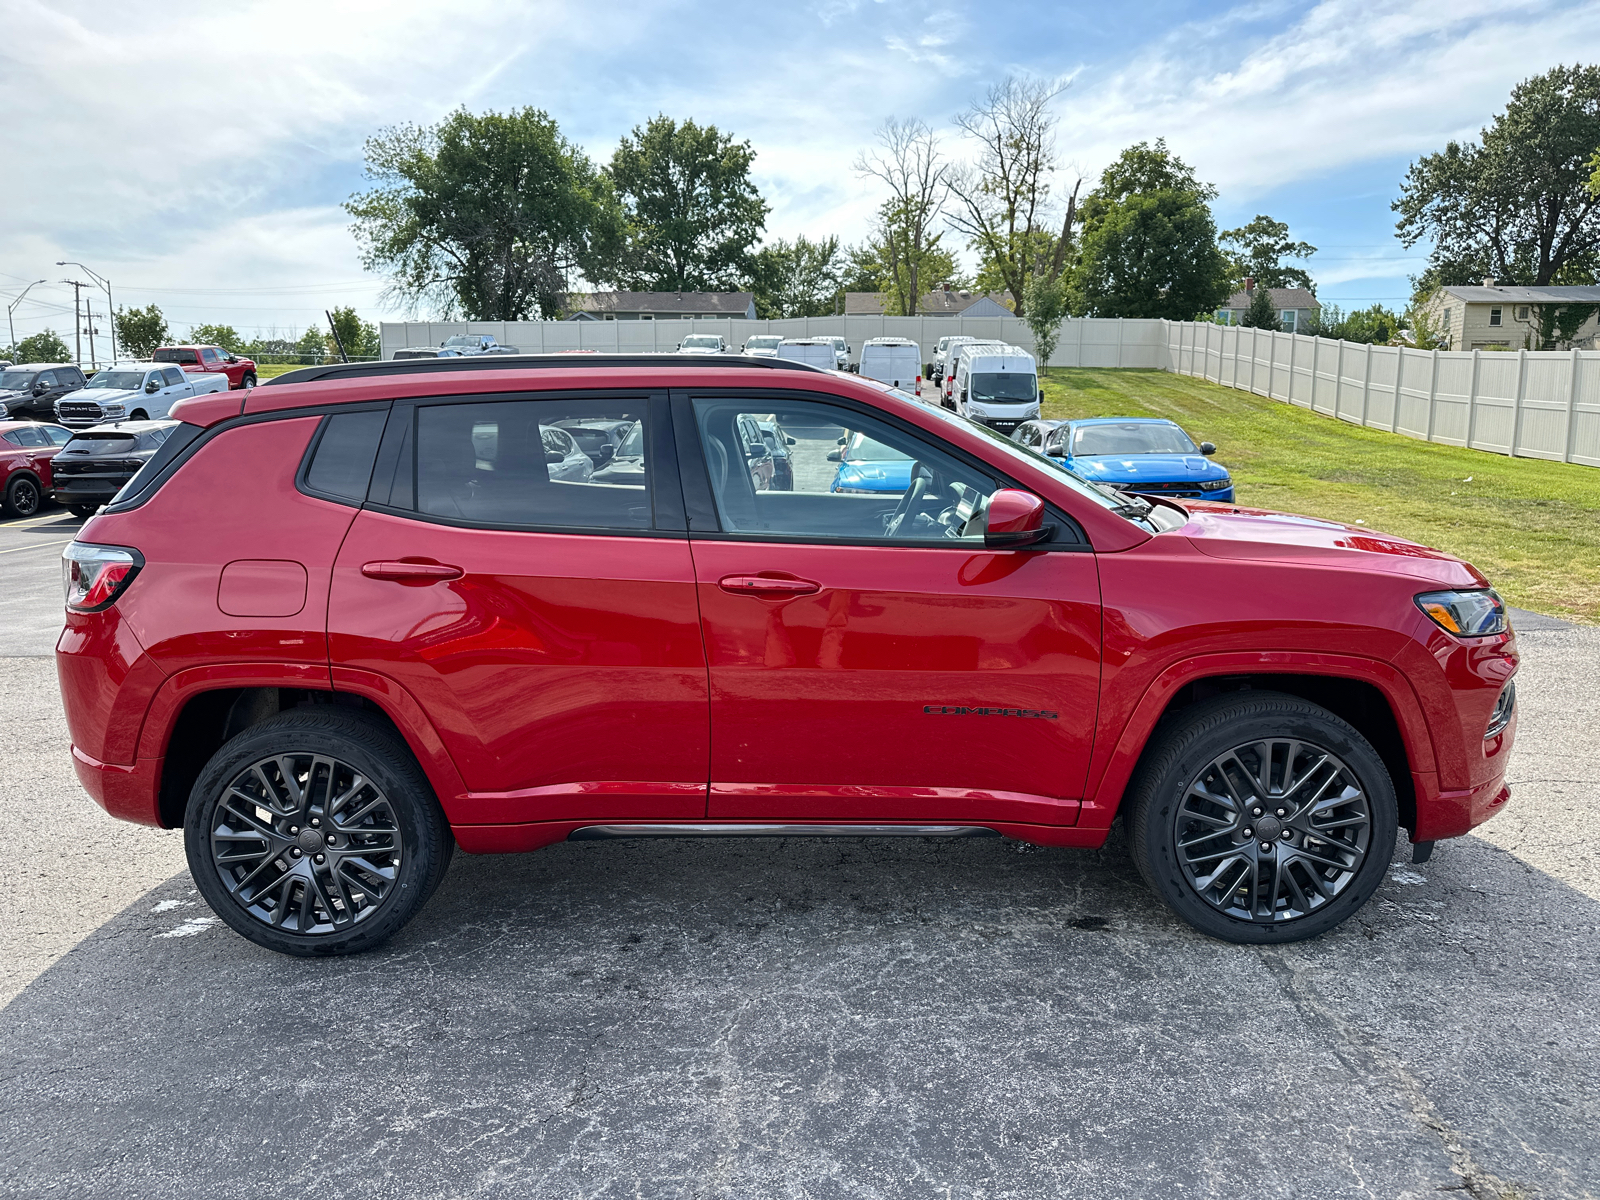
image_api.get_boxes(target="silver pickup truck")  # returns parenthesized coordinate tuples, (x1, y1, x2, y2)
(55, 362, 230, 428)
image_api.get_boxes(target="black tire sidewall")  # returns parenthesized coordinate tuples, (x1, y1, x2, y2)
(6, 475, 39, 516)
(183, 710, 449, 957)
(1130, 694, 1398, 944)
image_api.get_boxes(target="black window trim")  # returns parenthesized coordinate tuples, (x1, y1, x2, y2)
(671, 387, 1091, 552)
(362, 388, 686, 540)
(295, 406, 393, 508)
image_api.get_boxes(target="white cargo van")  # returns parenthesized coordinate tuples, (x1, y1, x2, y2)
(953, 344, 1041, 435)
(775, 339, 838, 370)
(932, 335, 981, 384)
(857, 337, 922, 389)
(941, 339, 1006, 409)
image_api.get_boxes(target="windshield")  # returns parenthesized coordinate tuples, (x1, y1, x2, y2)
(970, 372, 1037, 402)
(444, 336, 482, 348)
(1073, 422, 1197, 456)
(843, 433, 912, 463)
(87, 371, 148, 390)
(682, 336, 722, 349)
(152, 349, 198, 365)
(744, 336, 782, 350)
(617, 419, 643, 458)
(0, 370, 36, 390)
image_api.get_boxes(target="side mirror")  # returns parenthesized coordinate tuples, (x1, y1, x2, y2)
(786, 436, 796, 446)
(1038, 388, 1045, 403)
(226, 355, 238, 363)
(744, 441, 765, 457)
(983, 489, 1052, 550)
(545, 449, 565, 464)
(837, 436, 847, 445)
(1200, 442, 1216, 455)
(33, 382, 48, 395)
(145, 380, 160, 394)
(826, 449, 842, 462)
(593, 444, 616, 466)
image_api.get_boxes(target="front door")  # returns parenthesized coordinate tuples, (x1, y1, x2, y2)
(329, 393, 709, 826)
(682, 393, 1102, 828)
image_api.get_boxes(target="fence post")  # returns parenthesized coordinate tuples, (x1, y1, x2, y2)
(1392, 347, 1403, 433)
(1564, 349, 1581, 463)
(1465, 349, 1481, 450)
(1077, 316, 1085, 367)
(1510, 348, 1528, 457)
(1117, 317, 1124, 368)
(1359, 342, 1373, 427)
(1335, 339, 1345, 418)
(1425, 348, 1439, 442)
(1310, 336, 1319, 410)
(1287, 331, 1297, 403)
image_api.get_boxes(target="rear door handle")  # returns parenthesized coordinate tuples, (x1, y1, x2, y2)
(361, 560, 465, 583)
(717, 574, 820, 597)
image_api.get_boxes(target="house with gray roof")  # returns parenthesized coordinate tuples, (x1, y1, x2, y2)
(564, 291, 757, 321)
(844, 288, 1013, 318)
(1214, 284, 1320, 333)
(1417, 283, 1600, 350)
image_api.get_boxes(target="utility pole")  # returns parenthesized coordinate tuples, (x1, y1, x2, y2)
(56, 262, 116, 361)
(84, 304, 100, 368)
(6, 279, 47, 359)
(62, 279, 88, 366)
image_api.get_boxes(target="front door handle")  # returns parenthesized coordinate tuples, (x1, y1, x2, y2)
(361, 559, 465, 583)
(717, 573, 820, 597)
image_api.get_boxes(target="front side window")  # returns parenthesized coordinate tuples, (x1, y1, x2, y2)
(43, 424, 73, 445)
(201, 348, 221, 363)
(692, 396, 998, 543)
(35, 371, 57, 388)
(410, 398, 650, 531)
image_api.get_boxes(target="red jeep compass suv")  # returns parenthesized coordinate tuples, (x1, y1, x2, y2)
(56, 355, 1518, 956)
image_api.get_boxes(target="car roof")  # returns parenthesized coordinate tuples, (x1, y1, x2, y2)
(6, 363, 75, 371)
(1069, 417, 1183, 428)
(0, 420, 67, 433)
(72, 419, 179, 434)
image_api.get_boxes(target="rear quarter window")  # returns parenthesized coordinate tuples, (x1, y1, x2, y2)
(303, 409, 388, 504)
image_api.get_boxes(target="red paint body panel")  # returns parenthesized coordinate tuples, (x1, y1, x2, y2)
(0, 421, 65, 495)
(56, 606, 167, 765)
(70, 745, 163, 826)
(328, 510, 709, 823)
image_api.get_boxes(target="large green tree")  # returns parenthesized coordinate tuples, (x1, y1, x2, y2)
(1395, 64, 1600, 288)
(15, 330, 71, 363)
(1238, 283, 1281, 330)
(855, 118, 950, 314)
(1220, 215, 1317, 292)
(325, 306, 380, 359)
(346, 107, 623, 320)
(749, 235, 845, 318)
(113, 304, 169, 359)
(604, 115, 768, 292)
(188, 324, 243, 353)
(1068, 142, 1230, 320)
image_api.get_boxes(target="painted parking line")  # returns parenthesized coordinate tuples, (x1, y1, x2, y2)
(0, 539, 72, 556)
(0, 513, 80, 530)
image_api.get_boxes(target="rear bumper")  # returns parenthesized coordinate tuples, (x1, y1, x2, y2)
(52, 478, 133, 502)
(71, 745, 164, 827)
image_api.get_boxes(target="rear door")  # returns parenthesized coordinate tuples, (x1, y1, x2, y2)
(329, 391, 709, 826)
(679, 390, 1102, 828)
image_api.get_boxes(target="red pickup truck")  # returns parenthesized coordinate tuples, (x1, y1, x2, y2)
(152, 345, 257, 390)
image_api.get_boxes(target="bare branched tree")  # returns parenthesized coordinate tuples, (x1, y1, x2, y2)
(854, 118, 950, 315)
(945, 77, 1081, 317)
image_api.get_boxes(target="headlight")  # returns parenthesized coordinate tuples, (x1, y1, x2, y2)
(0, 402, 8, 419)
(1485, 679, 1516, 738)
(1198, 478, 1231, 491)
(1415, 588, 1507, 637)
(104, 404, 125, 416)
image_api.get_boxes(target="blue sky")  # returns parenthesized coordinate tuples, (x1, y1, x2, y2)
(2, 0, 1596, 345)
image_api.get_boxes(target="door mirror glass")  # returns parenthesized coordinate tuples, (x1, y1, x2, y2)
(1200, 441, 1216, 455)
(983, 489, 1051, 549)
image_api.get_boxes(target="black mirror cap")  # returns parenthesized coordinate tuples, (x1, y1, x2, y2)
(1038, 388, 1045, 403)
(1200, 441, 1217, 455)
(826, 450, 842, 462)
(786, 436, 796, 445)
(545, 450, 565, 464)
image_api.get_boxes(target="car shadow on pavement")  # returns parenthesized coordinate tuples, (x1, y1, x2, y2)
(1, 830, 1595, 1199)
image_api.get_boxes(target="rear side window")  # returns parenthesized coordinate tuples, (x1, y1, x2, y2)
(162, 367, 185, 387)
(11, 426, 48, 448)
(407, 398, 651, 531)
(155, 349, 200, 365)
(304, 410, 387, 503)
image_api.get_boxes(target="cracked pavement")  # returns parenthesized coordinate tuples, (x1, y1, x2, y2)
(0, 615, 1595, 1198)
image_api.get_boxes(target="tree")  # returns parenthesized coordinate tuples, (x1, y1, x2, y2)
(1239, 283, 1281, 330)
(295, 325, 329, 366)
(15, 330, 71, 363)
(1305, 303, 1400, 343)
(188, 324, 243, 353)
(1220, 215, 1316, 292)
(603, 115, 768, 292)
(114, 304, 169, 359)
(840, 237, 965, 315)
(346, 107, 623, 320)
(1023, 272, 1067, 373)
(1067, 143, 1230, 320)
(854, 119, 950, 314)
(749, 235, 845, 318)
(1395, 64, 1600, 289)
(326, 306, 380, 359)
(945, 76, 1081, 317)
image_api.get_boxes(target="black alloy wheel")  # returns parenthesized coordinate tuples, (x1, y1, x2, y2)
(185, 710, 453, 956)
(1127, 692, 1397, 943)
(4, 474, 41, 517)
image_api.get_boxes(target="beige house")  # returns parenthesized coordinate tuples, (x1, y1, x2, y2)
(1418, 283, 1600, 350)
(1214, 284, 1319, 332)
(844, 287, 1013, 317)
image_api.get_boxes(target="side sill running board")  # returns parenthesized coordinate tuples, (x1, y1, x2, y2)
(568, 824, 1000, 841)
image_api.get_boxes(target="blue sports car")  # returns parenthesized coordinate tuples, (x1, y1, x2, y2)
(829, 431, 913, 494)
(1009, 417, 1234, 502)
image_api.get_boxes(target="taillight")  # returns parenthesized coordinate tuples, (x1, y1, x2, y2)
(62, 542, 143, 612)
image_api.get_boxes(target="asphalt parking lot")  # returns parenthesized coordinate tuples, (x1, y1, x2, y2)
(1, 510, 1596, 1198)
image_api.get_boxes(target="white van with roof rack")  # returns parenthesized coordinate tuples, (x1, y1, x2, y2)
(857, 337, 922, 390)
(952, 344, 1041, 435)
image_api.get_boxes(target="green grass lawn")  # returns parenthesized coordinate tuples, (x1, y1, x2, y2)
(1039, 368, 1600, 623)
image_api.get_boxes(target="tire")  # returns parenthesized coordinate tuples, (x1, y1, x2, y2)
(69, 504, 99, 519)
(3, 474, 41, 517)
(240, 373, 256, 390)
(184, 708, 453, 957)
(129, 410, 148, 421)
(1126, 691, 1397, 944)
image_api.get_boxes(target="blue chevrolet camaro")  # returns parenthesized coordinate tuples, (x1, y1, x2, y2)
(829, 431, 914, 494)
(1009, 417, 1234, 502)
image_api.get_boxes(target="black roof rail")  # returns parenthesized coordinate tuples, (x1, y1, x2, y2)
(263, 353, 831, 387)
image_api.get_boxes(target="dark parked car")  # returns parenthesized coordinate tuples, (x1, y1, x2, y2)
(555, 418, 637, 470)
(757, 419, 795, 490)
(0, 420, 73, 515)
(0, 363, 88, 422)
(49, 421, 181, 517)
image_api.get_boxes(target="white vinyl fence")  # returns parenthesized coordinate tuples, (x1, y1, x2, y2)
(1165, 321, 1600, 468)
(380, 315, 1169, 370)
